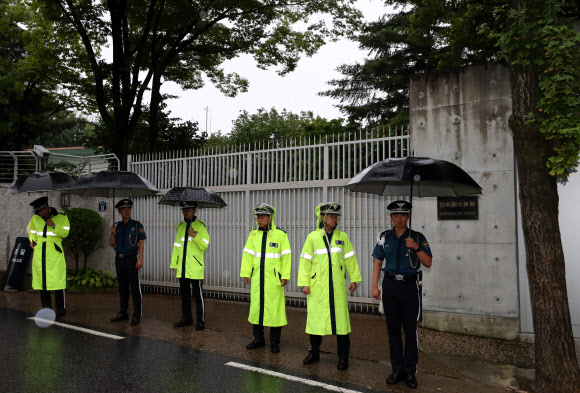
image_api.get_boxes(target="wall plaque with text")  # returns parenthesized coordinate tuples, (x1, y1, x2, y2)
(437, 196, 479, 220)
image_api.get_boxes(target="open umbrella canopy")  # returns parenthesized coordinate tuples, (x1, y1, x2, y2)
(158, 187, 227, 209)
(67, 171, 159, 198)
(4, 171, 76, 195)
(345, 157, 482, 197)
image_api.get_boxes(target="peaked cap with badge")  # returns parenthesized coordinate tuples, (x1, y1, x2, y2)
(180, 201, 198, 210)
(387, 200, 412, 214)
(319, 202, 342, 216)
(30, 196, 49, 212)
(115, 199, 133, 209)
(254, 203, 275, 216)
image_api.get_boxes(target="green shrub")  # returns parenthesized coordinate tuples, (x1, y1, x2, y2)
(67, 268, 117, 291)
(63, 208, 105, 273)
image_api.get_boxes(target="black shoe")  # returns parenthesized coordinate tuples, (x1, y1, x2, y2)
(56, 308, 66, 319)
(130, 315, 141, 326)
(337, 358, 349, 370)
(173, 318, 193, 328)
(386, 371, 406, 385)
(111, 312, 129, 322)
(406, 373, 418, 389)
(270, 342, 280, 354)
(246, 339, 265, 350)
(302, 353, 320, 365)
(195, 322, 205, 331)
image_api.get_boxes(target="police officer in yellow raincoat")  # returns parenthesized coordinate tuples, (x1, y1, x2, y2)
(170, 201, 210, 330)
(298, 202, 361, 370)
(240, 203, 291, 354)
(27, 196, 70, 318)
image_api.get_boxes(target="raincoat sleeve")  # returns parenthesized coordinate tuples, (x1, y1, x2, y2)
(297, 235, 314, 287)
(27, 216, 38, 245)
(279, 233, 291, 280)
(343, 235, 362, 283)
(192, 221, 209, 251)
(240, 233, 255, 278)
(170, 225, 183, 268)
(52, 214, 70, 239)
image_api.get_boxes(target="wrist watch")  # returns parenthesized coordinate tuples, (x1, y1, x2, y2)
(415, 244, 422, 252)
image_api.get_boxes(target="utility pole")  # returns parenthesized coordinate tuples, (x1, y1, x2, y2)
(204, 106, 210, 136)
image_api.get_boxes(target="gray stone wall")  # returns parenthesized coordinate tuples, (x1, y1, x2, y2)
(0, 189, 117, 275)
(409, 64, 519, 338)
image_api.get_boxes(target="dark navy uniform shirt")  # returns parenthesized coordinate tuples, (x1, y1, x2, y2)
(372, 227, 432, 276)
(114, 219, 146, 254)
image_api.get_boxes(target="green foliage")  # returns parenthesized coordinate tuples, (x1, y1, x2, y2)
(25, 0, 362, 167)
(481, 0, 580, 179)
(67, 268, 117, 291)
(0, 1, 90, 150)
(62, 208, 105, 273)
(321, 1, 499, 126)
(227, 107, 358, 147)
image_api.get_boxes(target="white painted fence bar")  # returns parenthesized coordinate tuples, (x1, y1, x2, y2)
(128, 128, 410, 307)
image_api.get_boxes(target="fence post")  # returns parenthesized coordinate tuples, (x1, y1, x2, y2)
(323, 145, 329, 201)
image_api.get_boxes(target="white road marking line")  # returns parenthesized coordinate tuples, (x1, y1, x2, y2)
(27, 317, 125, 340)
(225, 362, 362, 393)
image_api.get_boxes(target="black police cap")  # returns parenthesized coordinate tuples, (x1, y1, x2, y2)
(180, 201, 198, 210)
(30, 196, 48, 211)
(115, 199, 133, 209)
(320, 202, 341, 216)
(387, 200, 412, 214)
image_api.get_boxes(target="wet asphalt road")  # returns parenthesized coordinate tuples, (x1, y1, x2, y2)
(0, 308, 378, 393)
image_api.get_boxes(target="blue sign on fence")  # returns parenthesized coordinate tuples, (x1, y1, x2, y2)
(98, 201, 107, 211)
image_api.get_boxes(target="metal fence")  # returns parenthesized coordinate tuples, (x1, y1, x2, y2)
(128, 128, 410, 309)
(0, 147, 119, 183)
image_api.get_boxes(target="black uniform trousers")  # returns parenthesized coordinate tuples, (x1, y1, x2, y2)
(309, 334, 350, 360)
(179, 278, 205, 323)
(115, 255, 142, 317)
(382, 276, 421, 375)
(253, 324, 281, 344)
(40, 289, 65, 311)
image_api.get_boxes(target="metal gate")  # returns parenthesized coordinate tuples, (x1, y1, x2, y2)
(128, 129, 410, 309)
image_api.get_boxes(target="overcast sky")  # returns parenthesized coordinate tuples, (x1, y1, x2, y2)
(162, 0, 388, 135)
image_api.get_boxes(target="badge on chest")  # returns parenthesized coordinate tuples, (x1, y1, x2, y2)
(335, 240, 344, 245)
(269, 242, 279, 248)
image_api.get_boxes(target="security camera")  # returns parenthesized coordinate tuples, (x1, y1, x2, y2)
(33, 145, 51, 158)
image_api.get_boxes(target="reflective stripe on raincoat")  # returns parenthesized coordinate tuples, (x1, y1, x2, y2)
(170, 219, 210, 280)
(27, 208, 70, 291)
(240, 204, 291, 327)
(297, 203, 361, 335)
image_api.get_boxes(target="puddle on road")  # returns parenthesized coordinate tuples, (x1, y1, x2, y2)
(429, 353, 535, 390)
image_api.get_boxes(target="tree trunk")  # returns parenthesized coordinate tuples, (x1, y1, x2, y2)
(147, 73, 163, 152)
(509, 63, 580, 393)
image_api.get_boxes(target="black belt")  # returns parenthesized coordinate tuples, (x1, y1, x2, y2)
(384, 272, 417, 282)
(116, 253, 137, 258)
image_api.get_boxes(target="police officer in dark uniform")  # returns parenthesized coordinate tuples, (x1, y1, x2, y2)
(109, 199, 146, 325)
(371, 200, 432, 390)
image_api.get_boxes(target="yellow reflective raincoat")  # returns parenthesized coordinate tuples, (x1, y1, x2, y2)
(170, 218, 210, 279)
(27, 208, 70, 290)
(298, 203, 362, 335)
(240, 204, 291, 327)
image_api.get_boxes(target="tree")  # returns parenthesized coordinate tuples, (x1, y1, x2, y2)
(228, 107, 357, 147)
(28, 0, 362, 169)
(0, 1, 85, 150)
(83, 100, 206, 154)
(62, 208, 105, 273)
(320, 1, 499, 127)
(328, 1, 580, 391)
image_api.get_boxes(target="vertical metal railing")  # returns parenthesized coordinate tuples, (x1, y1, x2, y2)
(129, 128, 410, 306)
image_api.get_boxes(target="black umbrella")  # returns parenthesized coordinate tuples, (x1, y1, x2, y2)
(345, 157, 482, 198)
(345, 156, 482, 234)
(68, 171, 159, 198)
(4, 171, 76, 195)
(67, 170, 159, 222)
(158, 187, 227, 209)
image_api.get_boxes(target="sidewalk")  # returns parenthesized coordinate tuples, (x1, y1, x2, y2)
(0, 291, 534, 392)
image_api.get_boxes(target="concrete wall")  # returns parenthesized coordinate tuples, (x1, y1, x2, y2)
(0, 189, 117, 276)
(409, 64, 520, 339)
